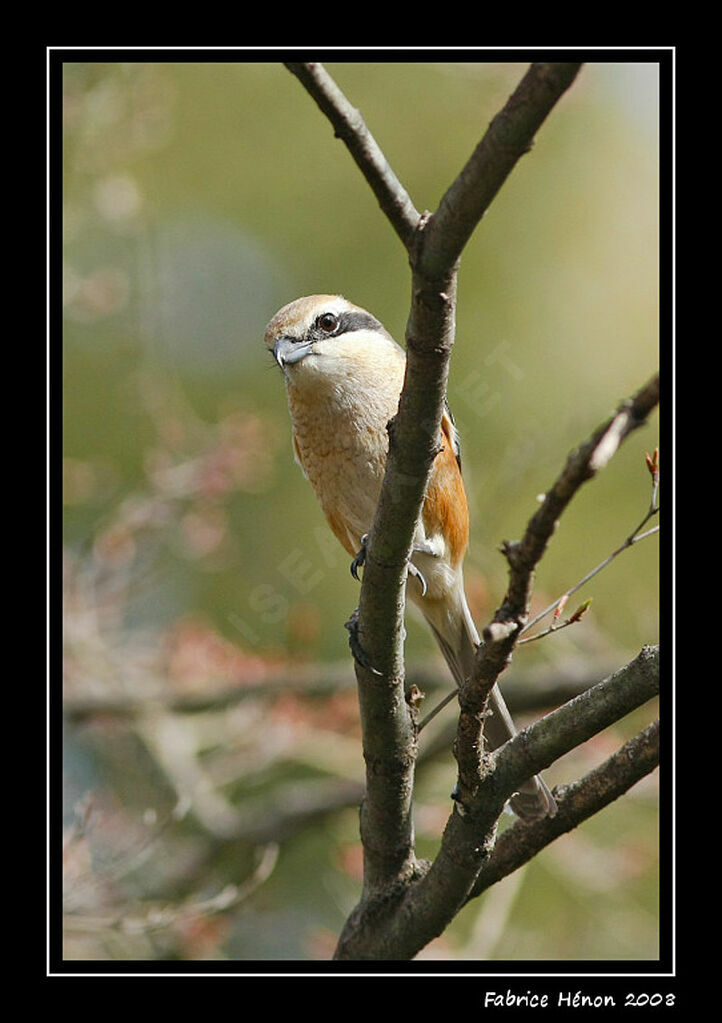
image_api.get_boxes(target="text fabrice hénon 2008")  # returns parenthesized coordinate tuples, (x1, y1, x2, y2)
(483, 990, 676, 1010)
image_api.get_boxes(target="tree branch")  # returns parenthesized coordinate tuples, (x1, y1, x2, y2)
(454, 374, 660, 806)
(334, 646, 659, 960)
(409, 648, 658, 941)
(284, 62, 420, 248)
(420, 62, 582, 278)
(465, 718, 660, 901)
(64, 843, 279, 937)
(507, 373, 661, 603)
(63, 650, 620, 723)
(287, 56, 589, 910)
(489, 645, 659, 806)
(350, 62, 585, 893)
(287, 62, 658, 962)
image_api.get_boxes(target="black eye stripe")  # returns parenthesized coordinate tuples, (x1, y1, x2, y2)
(336, 310, 383, 333)
(311, 310, 384, 339)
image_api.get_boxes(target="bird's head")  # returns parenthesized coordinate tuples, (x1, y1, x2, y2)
(264, 294, 399, 381)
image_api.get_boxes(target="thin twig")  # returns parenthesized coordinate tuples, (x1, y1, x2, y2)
(63, 844, 279, 936)
(520, 523, 659, 641)
(419, 445, 659, 725)
(417, 687, 458, 731)
(453, 375, 660, 805)
(521, 470, 660, 638)
(421, 63, 582, 277)
(517, 605, 591, 645)
(284, 63, 420, 248)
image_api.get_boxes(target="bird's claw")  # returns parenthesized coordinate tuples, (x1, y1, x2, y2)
(350, 534, 368, 581)
(344, 607, 382, 675)
(409, 541, 437, 597)
(407, 561, 427, 597)
(353, 534, 427, 596)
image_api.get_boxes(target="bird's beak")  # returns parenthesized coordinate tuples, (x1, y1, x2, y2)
(273, 335, 314, 370)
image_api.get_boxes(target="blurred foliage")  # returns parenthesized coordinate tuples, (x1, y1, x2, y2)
(61, 59, 660, 963)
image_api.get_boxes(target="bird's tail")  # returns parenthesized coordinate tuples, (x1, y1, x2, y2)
(422, 587, 557, 822)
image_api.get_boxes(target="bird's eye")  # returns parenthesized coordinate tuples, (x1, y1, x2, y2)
(318, 312, 339, 333)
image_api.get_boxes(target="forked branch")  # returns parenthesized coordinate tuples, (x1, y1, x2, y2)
(287, 61, 584, 898)
(286, 62, 659, 964)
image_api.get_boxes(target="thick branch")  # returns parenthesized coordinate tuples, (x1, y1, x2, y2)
(286, 62, 659, 963)
(286, 61, 588, 902)
(284, 61, 425, 891)
(362, 65, 588, 851)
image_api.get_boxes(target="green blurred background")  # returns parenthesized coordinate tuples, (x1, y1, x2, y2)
(61, 60, 660, 963)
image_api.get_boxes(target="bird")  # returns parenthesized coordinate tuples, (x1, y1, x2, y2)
(264, 294, 556, 821)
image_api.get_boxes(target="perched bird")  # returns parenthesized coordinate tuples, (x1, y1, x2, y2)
(264, 294, 556, 821)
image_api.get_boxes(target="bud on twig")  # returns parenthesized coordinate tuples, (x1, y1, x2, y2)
(568, 597, 593, 624)
(645, 447, 659, 483)
(553, 594, 569, 624)
(406, 684, 425, 710)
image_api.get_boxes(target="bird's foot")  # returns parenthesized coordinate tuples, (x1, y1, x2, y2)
(407, 561, 427, 597)
(408, 540, 439, 597)
(350, 534, 368, 581)
(344, 607, 382, 676)
(352, 535, 429, 597)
